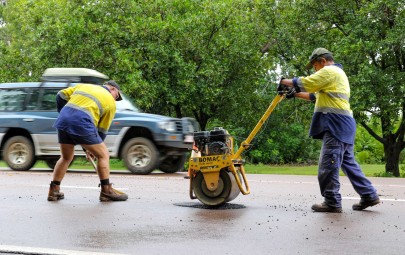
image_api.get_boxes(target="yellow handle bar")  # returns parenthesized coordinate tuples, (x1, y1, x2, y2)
(234, 94, 285, 159)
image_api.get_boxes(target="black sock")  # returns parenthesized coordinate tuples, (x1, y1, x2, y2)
(100, 179, 110, 185)
(51, 181, 61, 186)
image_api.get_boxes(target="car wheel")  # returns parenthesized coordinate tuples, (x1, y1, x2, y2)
(121, 137, 160, 174)
(45, 158, 59, 169)
(158, 154, 187, 173)
(44, 157, 75, 170)
(3, 136, 36, 171)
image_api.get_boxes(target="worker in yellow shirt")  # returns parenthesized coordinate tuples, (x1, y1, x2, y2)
(48, 80, 128, 202)
(280, 48, 379, 213)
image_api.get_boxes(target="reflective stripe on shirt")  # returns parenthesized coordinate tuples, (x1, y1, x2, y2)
(314, 106, 353, 117)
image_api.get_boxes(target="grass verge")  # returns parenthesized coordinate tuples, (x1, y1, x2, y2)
(0, 159, 396, 177)
(244, 164, 387, 177)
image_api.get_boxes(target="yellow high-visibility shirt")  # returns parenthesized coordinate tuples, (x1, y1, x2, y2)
(54, 84, 116, 137)
(295, 64, 356, 144)
(298, 65, 352, 117)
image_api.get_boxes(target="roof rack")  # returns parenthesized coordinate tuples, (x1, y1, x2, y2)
(41, 68, 109, 85)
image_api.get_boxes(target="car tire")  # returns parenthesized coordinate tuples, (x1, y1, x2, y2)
(3, 136, 36, 171)
(158, 154, 187, 173)
(121, 137, 160, 174)
(45, 158, 59, 170)
(44, 157, 75, 170)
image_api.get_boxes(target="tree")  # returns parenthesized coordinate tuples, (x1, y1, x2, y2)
(0, 0, 277, 131)
(121, 0, 277, 130)
(345, 0, 405, 176)
(0, 0, 339, 165)
(3, 0, 401, 169)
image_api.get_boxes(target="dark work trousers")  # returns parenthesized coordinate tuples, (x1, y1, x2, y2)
(318, 132, 378, 208)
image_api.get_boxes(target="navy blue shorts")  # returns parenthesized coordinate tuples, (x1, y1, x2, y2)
(57, 129, 102, 145)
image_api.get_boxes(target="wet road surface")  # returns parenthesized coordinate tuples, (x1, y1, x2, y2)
(0, 168, 404, 255)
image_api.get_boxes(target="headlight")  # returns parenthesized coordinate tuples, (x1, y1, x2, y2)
(158, 121, 177, 132)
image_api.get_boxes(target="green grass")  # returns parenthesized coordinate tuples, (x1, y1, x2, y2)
(243, 164, 387, 177)
(0, 158, 126, 171)
(0, 159, 394, 177)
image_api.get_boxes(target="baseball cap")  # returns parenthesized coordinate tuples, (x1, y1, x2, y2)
(104, 80, 122, 101)
(306, 48, 332, 69)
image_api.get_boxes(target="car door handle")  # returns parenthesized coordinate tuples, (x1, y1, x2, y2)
(23, 118, 35, 122)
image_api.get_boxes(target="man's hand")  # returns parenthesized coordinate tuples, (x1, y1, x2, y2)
(277, 77, 287, 95)
(277, 77, 296, 98)
(86, 151, 96, 162)
(285, 87, 296, 99)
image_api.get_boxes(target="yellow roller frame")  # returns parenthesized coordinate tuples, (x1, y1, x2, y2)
(190, 94, 285, 199)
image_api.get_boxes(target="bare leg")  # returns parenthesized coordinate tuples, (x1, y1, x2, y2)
(53, 143, 75, 182)
(48, 143, 74, 201)
(81, 142, 128, 201)
(81, 142, 110, 180)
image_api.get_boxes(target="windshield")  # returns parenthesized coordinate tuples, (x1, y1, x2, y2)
(115, 93, 140, 112)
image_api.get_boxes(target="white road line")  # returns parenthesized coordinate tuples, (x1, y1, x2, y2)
(247, 179, 405, 188)
(342, 196, 405, 202)
(0, 245, 126, 255)
(39, 185, 128, 190)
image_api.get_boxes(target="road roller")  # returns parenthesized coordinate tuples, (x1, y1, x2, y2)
(188, 91, 287, 206)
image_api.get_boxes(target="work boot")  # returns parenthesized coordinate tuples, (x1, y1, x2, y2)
(311, 202, 342, 213)
(99, 184, 128, 202)
(47, 183, 64, 201)
(352, 197, 380, 211)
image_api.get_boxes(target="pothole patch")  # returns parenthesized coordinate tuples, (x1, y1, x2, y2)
(174, 202, 246, 210)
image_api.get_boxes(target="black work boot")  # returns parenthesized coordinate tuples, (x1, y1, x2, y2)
(311, 202, 342, 213)
(48, 183, 64, 201)
(352, 197, 380, 211)
(99, 184, 128, 202)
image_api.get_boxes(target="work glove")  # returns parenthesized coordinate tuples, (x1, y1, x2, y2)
(285, 87, 296, 99)
(277, 77, 287, 95)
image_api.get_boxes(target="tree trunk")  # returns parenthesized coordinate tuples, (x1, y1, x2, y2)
(193, 110, 210, 131)
(173, 104, 182, 118)
(383, 135, 401, 177)
(361, 121, 404, 177)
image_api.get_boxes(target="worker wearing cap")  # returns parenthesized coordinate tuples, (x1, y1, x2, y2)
(279, 48, 379, 213)
(48, 80, 128, 202)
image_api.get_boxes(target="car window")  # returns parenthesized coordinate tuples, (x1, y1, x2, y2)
(27, 88, 59, 111)
(116, 93, 140, 112)
(0, 88, 27, 111)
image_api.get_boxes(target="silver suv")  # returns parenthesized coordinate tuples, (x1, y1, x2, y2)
(0, 68, 198, 174)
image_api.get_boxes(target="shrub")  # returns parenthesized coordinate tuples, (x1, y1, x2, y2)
(356, 150, 370, 164)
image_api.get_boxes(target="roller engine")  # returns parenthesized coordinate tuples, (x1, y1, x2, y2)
(193, 127, 232, 156)
(189, 127, 242, 206)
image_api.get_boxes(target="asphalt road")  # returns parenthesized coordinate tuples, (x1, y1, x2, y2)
(0, 168, 404, 255)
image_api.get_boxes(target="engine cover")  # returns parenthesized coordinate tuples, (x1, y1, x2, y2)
(193, 127, 230, 156)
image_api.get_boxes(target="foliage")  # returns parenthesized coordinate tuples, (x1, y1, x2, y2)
(0, 0, 403, 171)
(354, 122, 385, 163)
(0, 0, 276, 131)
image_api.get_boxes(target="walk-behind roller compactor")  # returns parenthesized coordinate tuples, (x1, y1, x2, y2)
(188, 85, 291, 206)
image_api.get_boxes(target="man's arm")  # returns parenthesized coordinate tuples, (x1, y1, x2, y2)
(279, 77, 316, 102)
(294, 92, 316, 102)
(280, 79, 294, 87)
(56, 93, 68, 113)
(97, 107, 116, 141)
(55, 86, 76, 113)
